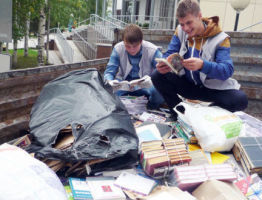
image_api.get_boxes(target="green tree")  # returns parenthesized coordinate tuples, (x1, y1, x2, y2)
(12, 0, 43, 66)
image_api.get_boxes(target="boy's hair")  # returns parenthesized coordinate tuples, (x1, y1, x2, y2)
(176, 0, 200, 18)
(122, 24, 143, 43)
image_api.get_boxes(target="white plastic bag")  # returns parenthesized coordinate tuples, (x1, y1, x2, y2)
(0, 143, 67, 200)
(174, 102, 243, 152)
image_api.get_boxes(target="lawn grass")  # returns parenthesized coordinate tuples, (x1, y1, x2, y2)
(4, 49, 39, 69)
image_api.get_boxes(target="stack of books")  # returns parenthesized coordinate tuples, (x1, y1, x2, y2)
(140, 138, 191, 178)
(233, 137, 262, 175)
(174, 164, 237, 191)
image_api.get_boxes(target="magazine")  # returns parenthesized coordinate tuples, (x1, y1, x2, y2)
(155, 53, 184, 74)
(110, 75, 152, 91)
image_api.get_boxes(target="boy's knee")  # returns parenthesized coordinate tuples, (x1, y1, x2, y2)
(230, 91, 248, 112)
(237, 92, 248, 111)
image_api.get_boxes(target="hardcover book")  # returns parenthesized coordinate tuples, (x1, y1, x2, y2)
(233, 137, 262, 175)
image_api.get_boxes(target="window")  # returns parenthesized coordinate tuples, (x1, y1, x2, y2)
(159, 0, 175, 20)
(145, 0, 151, 20)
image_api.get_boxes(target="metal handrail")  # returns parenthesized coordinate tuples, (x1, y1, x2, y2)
(112, 14, 175, 30)
(71, 28, 97, 59)
(77, 17, 91, 27)
(72, 28, 96, 51)
(239, 20, 262, 31)
(90, 14, 122, 28)
(106, 15, 128, 28)
(55, 28, 74, 63)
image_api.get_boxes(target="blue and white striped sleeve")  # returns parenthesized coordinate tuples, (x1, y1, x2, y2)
(104, 48, 120, 81)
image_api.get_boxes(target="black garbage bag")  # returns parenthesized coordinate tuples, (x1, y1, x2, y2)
(28, 68, 138, 170)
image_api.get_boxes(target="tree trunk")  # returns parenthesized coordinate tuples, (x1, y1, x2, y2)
(37, 1, 46, 66)
(13, 40, 18, 69)
(46, 3, 50, 64)
(6, 43, 9, 54)
(24, 12, 31, 57)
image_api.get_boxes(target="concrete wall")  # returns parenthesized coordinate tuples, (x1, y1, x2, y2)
(96, 43, 112, 59)
(0, 54, 11, 72)
(119, 0, 261, 32)
(0, 58, 108, 144)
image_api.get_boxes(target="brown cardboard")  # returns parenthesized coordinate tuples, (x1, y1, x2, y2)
(192, 180, 247, 200)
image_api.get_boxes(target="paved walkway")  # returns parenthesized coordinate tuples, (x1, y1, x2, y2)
(67, 40, 87, 63)
(48, 51, 63, 65)
(7, 34, 87, 65)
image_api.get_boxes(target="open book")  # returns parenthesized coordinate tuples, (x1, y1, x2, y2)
(155, 53, 184, 74)
(110, 75, 152, 91)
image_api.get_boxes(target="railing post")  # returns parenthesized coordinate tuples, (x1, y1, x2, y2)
(234, 12, 240, 31)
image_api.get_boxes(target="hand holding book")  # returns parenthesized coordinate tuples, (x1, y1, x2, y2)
(155, 53, 184, 74)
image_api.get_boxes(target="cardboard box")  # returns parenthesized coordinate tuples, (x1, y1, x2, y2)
(192, 180, 247, 200)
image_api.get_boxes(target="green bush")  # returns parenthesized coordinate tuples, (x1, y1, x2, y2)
(142, 23, 149, 28)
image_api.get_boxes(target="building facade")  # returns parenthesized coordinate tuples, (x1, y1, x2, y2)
(110, 0, 262, 32)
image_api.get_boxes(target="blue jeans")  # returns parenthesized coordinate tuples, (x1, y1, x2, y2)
(116, 86, 164, 109)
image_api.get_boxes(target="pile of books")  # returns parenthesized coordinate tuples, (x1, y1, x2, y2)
(233, 137, 262, 175)
(68, 172, 158, 200)
(174, 164, 237, 191)
(69, 176, 127, 200)
(140, 138, 191, 178)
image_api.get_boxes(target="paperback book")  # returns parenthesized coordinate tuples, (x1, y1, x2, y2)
(86, 176, 126, 200)
(155, 53, 184, 74)
(69, 177, 93, 200)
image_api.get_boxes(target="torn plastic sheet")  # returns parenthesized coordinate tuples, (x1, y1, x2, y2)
(28, 69, 138, 169)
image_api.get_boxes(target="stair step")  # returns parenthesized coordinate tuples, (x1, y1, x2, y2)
(233, 70, 262, 83)
(231, 55, 262, 65)
(244, 99, 262, 121)
(240, 83, 262, 100)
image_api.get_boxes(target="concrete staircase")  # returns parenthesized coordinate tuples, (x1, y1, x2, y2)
(229, 31, 262, 119)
